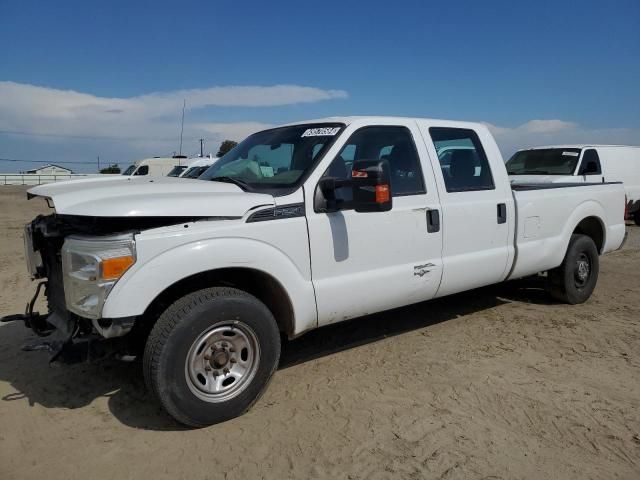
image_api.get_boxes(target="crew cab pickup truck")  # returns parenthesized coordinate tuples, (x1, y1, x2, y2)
(2, 117, 626, 427)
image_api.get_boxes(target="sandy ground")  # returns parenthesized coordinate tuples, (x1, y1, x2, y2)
(0, 185, 639, 480)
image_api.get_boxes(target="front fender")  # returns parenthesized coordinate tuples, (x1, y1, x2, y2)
(101, 237, 318, 335)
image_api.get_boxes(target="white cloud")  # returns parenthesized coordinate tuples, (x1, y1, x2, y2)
(485, 119, 640, 158)
(483, 119, 576, 137)
(137, 85, 347, 110)
(0, 81, 348, 171)
(0, 81, 347, 139)
(194, 121, 275, 141)
(517, 119, 576, 134)
(1, 81, 638, 173)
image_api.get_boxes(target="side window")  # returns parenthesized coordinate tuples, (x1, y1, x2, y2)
(324, 126, 425, 196)
(134, 165, 149, 176)
(429, 127, 495, 192)
(579, 149, 602, 175)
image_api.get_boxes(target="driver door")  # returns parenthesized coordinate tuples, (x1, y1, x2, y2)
(305, 123, 443, 326)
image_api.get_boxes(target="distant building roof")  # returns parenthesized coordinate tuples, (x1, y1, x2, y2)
(26, 163, 73, 174)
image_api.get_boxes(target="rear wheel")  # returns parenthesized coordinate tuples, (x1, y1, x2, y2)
(548, 234, 599, 304)
(634, 210, 640, 226)
(143, 287, 281, 427)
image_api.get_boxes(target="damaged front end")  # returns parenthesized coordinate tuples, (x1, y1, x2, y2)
(1, 214, 147, 363)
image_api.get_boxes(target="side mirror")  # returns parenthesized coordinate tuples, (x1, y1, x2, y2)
(316, 177, 340, 213)
(580, 160, 599, 175)
(351, 159, 392, 212)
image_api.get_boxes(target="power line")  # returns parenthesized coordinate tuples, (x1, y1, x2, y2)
(1, 137, 213, 166)
(178, 99, 186, 156)
(0, 129, 205, 142)
(0, 157, 100, 165)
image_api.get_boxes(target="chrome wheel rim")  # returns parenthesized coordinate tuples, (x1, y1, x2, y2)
(575, 253, 591, 287)
(185, 321, 260, 403)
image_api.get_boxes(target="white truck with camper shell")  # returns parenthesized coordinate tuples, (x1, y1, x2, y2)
(507, 145, 640, 224)
(2, 116, 626, 427)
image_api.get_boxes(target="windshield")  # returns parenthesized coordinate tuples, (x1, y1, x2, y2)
(199, 123, 344, 190)
(122, 164, 136, 175)
(506, 148, 582, 175)
(167, 165, 187, 177)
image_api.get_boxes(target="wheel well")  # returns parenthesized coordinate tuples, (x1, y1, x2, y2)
(573, 216, 604, 253)
(129, 268, 295, 351)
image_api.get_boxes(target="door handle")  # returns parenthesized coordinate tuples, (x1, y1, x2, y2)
(427, 209, 440, 233)
(497, 203, 507, 224)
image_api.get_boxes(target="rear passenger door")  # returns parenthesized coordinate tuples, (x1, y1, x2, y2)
(306, 122, 443, 326)
(421, 126, 512, 296)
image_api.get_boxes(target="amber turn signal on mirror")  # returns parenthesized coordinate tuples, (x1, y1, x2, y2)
(375, 185, 390, 204)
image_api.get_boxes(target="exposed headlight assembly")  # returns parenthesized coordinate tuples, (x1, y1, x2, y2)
(62, 233, 136, 319)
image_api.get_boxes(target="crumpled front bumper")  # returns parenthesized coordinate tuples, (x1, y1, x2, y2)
(0, 281, 135, 363)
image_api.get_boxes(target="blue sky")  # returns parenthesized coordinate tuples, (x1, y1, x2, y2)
(1, 0, 639, 172)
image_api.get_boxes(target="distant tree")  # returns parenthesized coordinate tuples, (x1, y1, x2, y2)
(100, 164, 121, 174)
(217, 140, 238, 157)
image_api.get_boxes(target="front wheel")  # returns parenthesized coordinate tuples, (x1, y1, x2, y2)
(548, 234, 599, 304)
(634, 210, 640, 226)
(143, 287, 281, 427)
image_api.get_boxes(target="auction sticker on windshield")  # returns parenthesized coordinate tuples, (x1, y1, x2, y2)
(301, 127, 341, 137)
(562, 151, 580, 156)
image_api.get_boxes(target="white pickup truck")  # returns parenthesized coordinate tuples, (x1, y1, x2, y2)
(3, 117, 626, 426)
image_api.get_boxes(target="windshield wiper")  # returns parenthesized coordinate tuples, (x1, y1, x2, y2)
(209, 176, 251, 191)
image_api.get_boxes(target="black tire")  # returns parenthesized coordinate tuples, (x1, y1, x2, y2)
(548, 234, 599, 304)
(143, 287, 281, 427)
(634, 210, 640, 226)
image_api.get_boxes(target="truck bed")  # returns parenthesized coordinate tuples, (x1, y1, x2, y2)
(509, 182, 626, 279)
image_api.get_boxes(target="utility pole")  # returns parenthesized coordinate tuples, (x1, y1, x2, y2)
(199, 138, 205, 157)
(178, 99, 186, 157)
(97, 155, 100, 172)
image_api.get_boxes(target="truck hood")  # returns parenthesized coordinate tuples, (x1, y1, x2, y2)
(27, 176, 275, 218)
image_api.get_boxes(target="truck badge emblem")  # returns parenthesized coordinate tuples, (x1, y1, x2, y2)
(414, 263, 435, 277)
